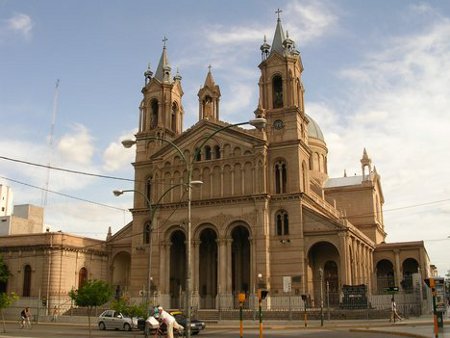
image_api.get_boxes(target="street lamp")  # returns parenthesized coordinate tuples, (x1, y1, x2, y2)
(319, 267, 324, 327)
(121, 117, 266, 337)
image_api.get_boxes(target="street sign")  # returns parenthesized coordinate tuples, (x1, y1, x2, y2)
(434, 278, 446, 312)
(283, 276, 292, 293)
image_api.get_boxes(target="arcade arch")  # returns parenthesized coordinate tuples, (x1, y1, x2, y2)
(112, 251, 131, 293)
(307, 241, 340, 306)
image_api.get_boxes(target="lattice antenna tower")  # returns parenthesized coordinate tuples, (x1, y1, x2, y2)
(41, 79, 60, 206)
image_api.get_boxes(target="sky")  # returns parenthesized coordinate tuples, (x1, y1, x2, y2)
(0, 0, 449, 276)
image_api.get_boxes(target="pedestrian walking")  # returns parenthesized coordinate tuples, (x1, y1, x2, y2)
(20, 307, 32, 328)
(390, 297, 402, 322)
(51, 306, 58, 321)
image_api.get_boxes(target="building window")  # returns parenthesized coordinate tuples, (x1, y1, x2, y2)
(204, 145, 211, 160)
(275, 210, 289, 236)
(146, 177, 152, 202)
(195, 147, 201, 161)
(22, 265, 31, 297)
(151, 99, 158, 129)
(274, 160, 287, 193)
(144, 222, 151, 244)
(214, 145, 221, 159)
(171, 102, 177, 131)
(79, 267, 88, 288)
(272, 75, 283, 108)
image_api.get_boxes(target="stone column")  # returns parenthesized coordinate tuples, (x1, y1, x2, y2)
(217, 238, 227, 295)
(193, 240, 201, 294)
(337, 232, 348, 286)
(394, 249, 402, 288)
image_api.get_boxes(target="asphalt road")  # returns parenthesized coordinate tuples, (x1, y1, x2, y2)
(0, 323, 400, 338)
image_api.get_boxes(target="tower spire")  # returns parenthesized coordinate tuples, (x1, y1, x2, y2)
(154, 36, 172, 83)
(271, 9, 285, 55)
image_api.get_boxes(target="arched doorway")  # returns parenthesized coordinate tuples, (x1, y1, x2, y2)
(376, 259, 394, 293)
(231, 226, 250, 297)
(170, 230, 186, 309)
(307, 242, 340, 307)
(199, 228, 218, 309)
(112, 251, 131, 295)
(402, 258, 419, 292)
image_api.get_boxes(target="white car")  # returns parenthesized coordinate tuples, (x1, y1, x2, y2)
(97, 309, 135, 331)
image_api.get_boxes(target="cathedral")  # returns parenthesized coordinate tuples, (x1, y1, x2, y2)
(106, 15, 431, 309)
(0, 14, 431, 313)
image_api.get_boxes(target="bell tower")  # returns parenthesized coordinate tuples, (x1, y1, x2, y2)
(198, 66, 221, 121)
(138, 37, 184, 144)
(257, 10, 308, 142)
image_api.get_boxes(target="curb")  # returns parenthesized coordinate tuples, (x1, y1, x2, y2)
(350, 328, 429, 338)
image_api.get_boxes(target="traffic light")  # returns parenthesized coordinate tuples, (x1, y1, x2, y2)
(261, 290, 269, 300)
(258, 289, 269, 301)
(424, 278, 435, 288)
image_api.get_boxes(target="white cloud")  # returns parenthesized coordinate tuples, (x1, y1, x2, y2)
(57, 123, 95, 166)
(285, 0, 339, 44)
(206, 25, 264, 45)
(204, 0, 338, 49)
(5, 13, 33, 39)
(102, 130, 136, 172)
(221, 83, 255, 118)
(313, 13, 450, 274)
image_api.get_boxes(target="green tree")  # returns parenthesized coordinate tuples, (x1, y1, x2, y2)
(0, 255, 17, 333)
(0, 292, 19, 333)
(69, 280, 113, 337)
(0, 256, 9, 284)
(111, 297, 146, 318)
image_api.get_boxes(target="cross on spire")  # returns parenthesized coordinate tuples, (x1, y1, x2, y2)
(275, 8, 282, 20)
(162, 36, 168, 48)
(208, 64, 212, 72)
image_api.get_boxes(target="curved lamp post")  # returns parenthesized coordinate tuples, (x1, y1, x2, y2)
(121, 117, 266, 337)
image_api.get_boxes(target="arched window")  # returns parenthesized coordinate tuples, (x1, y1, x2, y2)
(22, 264, 31, 297)
(151, 99, 158, 129)
(195, 147, 201, 161)
(376, 260, 394, 292)
(79, 267, 88, 288)
(144, 222, 151, 244)
(171, 102, 178, 131)
(214, 145, 221, 159)
(146, 176, 152, 202)
(204, 145, 211, 160)
(274, 160, 287, 193)
(272, 75, 283, 108)
(275, 210, 289, 236)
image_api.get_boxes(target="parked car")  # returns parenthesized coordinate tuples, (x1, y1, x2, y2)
(171, 311, 205, 335)
(97, 309, 136, 331)
(143, 310, 205, 336)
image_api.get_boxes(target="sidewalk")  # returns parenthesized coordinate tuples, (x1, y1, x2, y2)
(206, 316, 450, 337)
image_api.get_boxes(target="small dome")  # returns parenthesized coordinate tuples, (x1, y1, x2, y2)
(306, 114, 325, 142)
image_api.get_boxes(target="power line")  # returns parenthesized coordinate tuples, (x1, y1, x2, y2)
(0, 155, 134, 182)
(0, 175, 127, 212)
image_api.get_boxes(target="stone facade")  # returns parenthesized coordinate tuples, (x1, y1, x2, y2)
(0, 231, 108, 311)
(105, 15, 431, 309)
